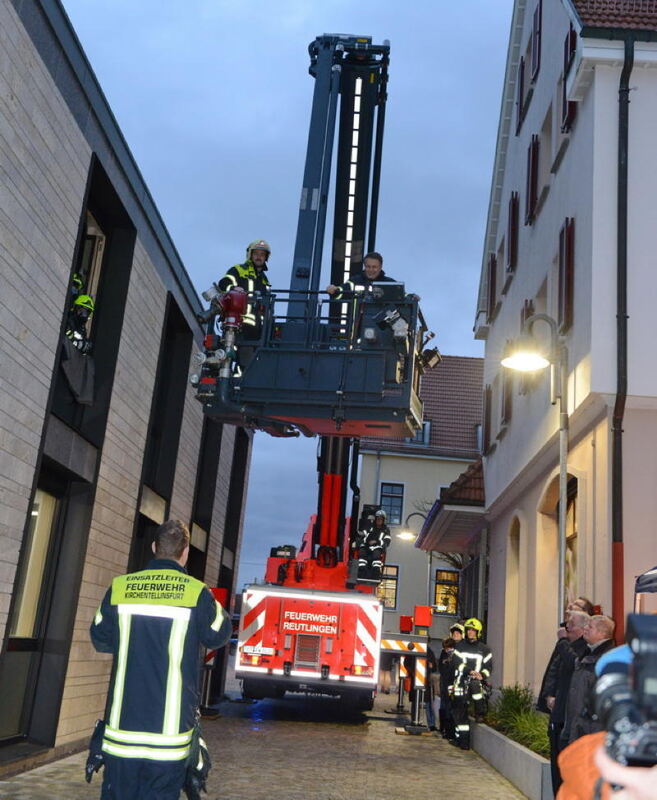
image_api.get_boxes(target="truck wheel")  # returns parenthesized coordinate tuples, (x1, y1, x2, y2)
(242, 679, 265, 700)
(348, 690, 374, 711)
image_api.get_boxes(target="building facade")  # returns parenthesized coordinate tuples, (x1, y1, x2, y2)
(359, 355, 483, 638)
(0, 0, 250, 763)
(471, 0, 657, 690)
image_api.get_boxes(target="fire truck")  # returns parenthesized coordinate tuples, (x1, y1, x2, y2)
(192, 34, 439, 708)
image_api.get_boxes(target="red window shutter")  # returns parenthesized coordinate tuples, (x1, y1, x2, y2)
(515, 56, 525, 135)
(486, 253, 497, 322)
(525, 135, 540, 225)
(558, 217, 575, 332)
(482, 385, 492, 454)
(507, 192, 519, 272)
(563, 23, 577, 77)
(531, 1, 542, 81)
(561, 25, 578, 132)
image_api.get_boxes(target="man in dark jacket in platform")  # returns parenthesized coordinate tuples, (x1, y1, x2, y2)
(325, 251, 395, 300)
(561, 615, 616, 749)
(542, 610, 589, 794)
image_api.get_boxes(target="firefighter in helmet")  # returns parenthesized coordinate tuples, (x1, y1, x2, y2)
(354, 509, 391, 580)
(65, 294, 95, 354)
(449, 617, 493, 750)
(216, 240, 271, 369)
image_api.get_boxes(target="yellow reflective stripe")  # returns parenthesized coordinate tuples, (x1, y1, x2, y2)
(102, 741, 190, 761)
(94, 606, 103, 625)
(211, 601, 226, 632)
(109, 611, 132, 729)
(104, 726, 193, 747)
(163, 617, 188, 735)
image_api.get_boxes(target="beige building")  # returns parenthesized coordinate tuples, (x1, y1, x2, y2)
(0, 0, 250, 767)
(441, 0, 657, 692)
(359, 356, 483, 638)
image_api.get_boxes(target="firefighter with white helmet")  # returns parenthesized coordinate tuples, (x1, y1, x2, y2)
(216, 240, 272, 366)
(449, 617, 493, 750)
(354, 509, 391, 580)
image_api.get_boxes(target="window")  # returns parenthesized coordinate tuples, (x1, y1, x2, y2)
(506, 192, 519, 273)
(515, 56, 526, 134)
(531, 0, 542, 82)
(500, 366, 513, 427)
(379, 482, 403, 525)
(486, 253, 497, 322)
(377, 565, 399, 609)
(10, 490, 58, 638)
(482, 385, 492, 454)
(558, 218, 575, 332)
(407, 421, 430, 445)
(525, 135, 540, 224)
(433, 569, 459, 615)
(564, 478, 578, 607)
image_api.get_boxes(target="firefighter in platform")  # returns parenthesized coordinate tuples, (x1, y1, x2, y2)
(65, 294, 95, 354)
(216, 239, 271, 369)
(353, 509, 391, 580)
(449, 617, 493, 750)
(89, 519, 231, 800)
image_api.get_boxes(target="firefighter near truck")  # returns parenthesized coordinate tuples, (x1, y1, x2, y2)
(192, 35, 440, 708)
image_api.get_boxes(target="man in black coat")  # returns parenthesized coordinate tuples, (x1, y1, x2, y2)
(325, 251, 395, 299)
(561, 615, 616, 749)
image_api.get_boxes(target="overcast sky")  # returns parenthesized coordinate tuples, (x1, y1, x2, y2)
(60, 0, 513, 587)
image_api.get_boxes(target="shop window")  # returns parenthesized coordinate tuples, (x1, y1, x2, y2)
(433, 569, 459, 615)
(379, 483, 403, 525)
(377, 565, 399, 610)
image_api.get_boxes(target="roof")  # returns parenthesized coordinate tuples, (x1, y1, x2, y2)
(569, 0, 657, 30)
(438, 458, 485, 506)
(361, 355, 484, 459)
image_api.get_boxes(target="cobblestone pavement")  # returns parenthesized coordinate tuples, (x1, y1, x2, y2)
(0, 690, 526, 800)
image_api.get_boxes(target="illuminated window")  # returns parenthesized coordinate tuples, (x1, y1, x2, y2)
(433, 569, 459, 616)
(377, 565, 399, 609)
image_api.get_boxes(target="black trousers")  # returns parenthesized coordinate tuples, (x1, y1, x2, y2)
(549, 720, 564, 795)
(101, 754, 187, 800)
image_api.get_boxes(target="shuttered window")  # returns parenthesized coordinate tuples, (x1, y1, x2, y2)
(501, 367, 513, 427)
(486, 253, 498, 322)
(525, 135, 540, 225)
(561, 25, 578, 132)
(531, 1, 542, 81)
(482, 385, 492, 454)
(515, 56, 525, 135)
(507, 192, 519, 272)
(558, 218, 575, 332)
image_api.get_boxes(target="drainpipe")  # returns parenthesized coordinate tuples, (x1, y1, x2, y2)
(612, 35, 634, 642)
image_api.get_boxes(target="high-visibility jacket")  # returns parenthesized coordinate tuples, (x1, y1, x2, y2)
(452, 638, 493, 693)
(90, 558, 230, 762)
(331, 268, 395, 301)
(217, 260, 270, 327)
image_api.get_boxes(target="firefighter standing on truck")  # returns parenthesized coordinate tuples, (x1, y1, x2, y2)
(449, 617, 493, 750)
(89, 519, 231, 800)
(353, 509, 391, 580)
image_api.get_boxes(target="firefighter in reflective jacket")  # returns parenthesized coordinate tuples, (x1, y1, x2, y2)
(66, 294, 95, 354)
(90, 519, 231, 800)
(449, 617, 493, 750)
(217, 239, 271, 334)
(353, 509, 391, 580)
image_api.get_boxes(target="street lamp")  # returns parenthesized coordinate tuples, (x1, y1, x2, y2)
(501, 312, 568, 628)
(397, 512, 433, 606)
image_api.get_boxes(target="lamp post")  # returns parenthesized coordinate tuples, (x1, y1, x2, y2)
(501, 313, 568, 628)
(397, 511, 432, 607)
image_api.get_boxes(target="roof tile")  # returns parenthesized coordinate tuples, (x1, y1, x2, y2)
(572, 0, 657, 30)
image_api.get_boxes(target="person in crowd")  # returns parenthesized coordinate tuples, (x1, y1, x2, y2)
(325, 251, 395, 299)
(542, 610, 590, 794)
(450, 618, 492, 750)
(561, 615, 616, 748)
(438, 635, 457, 739)
(90, 519, 231, 800)
(425, 642, 439, 732)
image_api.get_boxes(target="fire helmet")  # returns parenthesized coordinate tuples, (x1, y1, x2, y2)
(246, 239, 271, 261)
(464, 617, 483, 638)
(73, 294, 95, 313)
(449, 623, 465, 635)
(375, 509, 387, 520)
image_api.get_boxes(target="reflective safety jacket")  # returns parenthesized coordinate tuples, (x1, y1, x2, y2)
(217, 260, 270, 327)
(356, 523, 391, 552)
(90, 558, 230, 762)
(452, 638, 493, 693)
(331, 268, 395, 301)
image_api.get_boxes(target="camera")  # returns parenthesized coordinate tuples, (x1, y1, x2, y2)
(594, 613, 657, 767)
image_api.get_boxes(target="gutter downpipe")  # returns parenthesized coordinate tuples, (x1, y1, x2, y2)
(612, 35, 633, 643)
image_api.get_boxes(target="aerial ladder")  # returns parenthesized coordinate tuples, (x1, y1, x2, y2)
(192, 34, 439, 707)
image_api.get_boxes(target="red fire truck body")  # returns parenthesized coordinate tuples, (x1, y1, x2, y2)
(236, 584, 382, 706)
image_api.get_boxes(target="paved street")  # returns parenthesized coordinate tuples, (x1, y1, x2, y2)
(0, 686, 525, 800)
